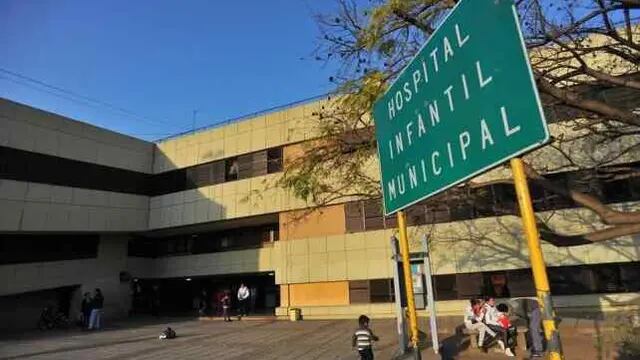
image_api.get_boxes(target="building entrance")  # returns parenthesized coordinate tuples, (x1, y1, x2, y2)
(132, 272, 278, 317)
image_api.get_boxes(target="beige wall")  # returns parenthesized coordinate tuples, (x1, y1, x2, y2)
(138, 201, 640, 286)
(152, 101, 324, 173)
(0, 98, 154, 173)
(147, 174, 309, 229)
(0, 179, 149, 232)
(0, 236, 133, 319)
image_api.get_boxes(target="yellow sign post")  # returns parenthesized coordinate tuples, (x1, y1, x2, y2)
(397, 211, 421, 358)
(510, 158, 563, 360)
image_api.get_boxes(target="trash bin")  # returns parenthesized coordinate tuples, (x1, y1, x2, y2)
(289, 308, 301, 321)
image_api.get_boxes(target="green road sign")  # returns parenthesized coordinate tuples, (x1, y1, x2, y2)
(373, 0, 549, 215)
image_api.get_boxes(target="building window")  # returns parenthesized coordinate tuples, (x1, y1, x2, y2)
(483, 272, 510, 298)
(370, 279, 395, 303)
(548, 266, 594, 295)
(433, 274, 457, 301)
(136, 223, 281, 257)
(506, 269, 535, 297)
(456, 273, 484, 299)
(0, 234, 99, 265)
(620, 262, 640, 291)
(348, 279, 396, 304)
(225, 157, 239, 181)
(267, 148, 283, 173)
(349, 280, 370, 304)
(345, 202, 365, 233)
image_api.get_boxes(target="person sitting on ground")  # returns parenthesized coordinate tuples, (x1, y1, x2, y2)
(352, 315, 379, 360)
(484, 298, 515, 357)
(463, 298, 496, 349)
(159, 327, 176, 339)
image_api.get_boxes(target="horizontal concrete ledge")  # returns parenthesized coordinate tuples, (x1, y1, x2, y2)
(276, 292, 640, 320)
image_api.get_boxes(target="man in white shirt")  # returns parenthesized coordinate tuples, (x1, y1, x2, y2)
(237, 283, 250, 319)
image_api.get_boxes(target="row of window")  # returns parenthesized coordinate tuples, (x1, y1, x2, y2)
(0, 234, 100, 265)
(345, 162, 640, 232)
(0, 145, 284, 197)
(348, 262, 640, 304)
(150, 148, 283, 195)
(128, 224, 280, 258)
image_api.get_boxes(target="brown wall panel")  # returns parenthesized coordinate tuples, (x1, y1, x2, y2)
(279, 204, 346, 241)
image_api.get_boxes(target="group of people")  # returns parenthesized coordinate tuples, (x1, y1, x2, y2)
(80, 288, 104, 330)
(196, 283, 252, 321)
(463, 296, 520, 357)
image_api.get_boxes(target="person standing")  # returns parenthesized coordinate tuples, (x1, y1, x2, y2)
(81, 292, 92, 328)
(250, 286, 257, 314)
(526, 298, 544, 358)
(221, 291, 232, 322)
(88, 288, 104, 330)
(237, 283, 250, 319)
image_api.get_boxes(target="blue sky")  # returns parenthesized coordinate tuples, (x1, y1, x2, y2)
(0, 0, 338, 141)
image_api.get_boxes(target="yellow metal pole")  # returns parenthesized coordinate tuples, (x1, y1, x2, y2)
(510, 158, 563, 360)
(397, 210, 420, 353)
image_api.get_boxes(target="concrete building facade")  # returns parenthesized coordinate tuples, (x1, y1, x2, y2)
(1, 95, 639, 330)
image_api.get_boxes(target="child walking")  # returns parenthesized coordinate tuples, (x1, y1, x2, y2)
(352, 315, 379, 360)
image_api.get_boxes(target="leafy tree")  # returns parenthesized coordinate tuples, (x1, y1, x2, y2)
(280, 0, 640, 245)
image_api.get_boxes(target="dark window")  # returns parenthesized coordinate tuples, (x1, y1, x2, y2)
(620, 262, 640, 291)
(384, 214, 398, 229)
(225, 157, 239, 181)
(425, 202, 451, 224)
(483, 272, 511, 298)
(548, 266, 594, 295)
(0, 234, 99, 265)
(363, 199, 385, 230)
(345, 202, 364, 233)
(507, 269, 535, 297)
(211, 160, 226, 184)
(592, 265, 622, 293)
(267, 148, 283, 173)
(456, 273, 484, 299)
(238, 151, 268, 179)
(138, 223, 281, 257)
(186, 163, 212, 189)
(370, 279, 395, 303)
(349, 280, 370, 304)
(0, 146, 150, 195)
(404, 205, 425, 226)
(602, 178, 633, 204)
(433, 274, 457, 300)
(128, 237, 156, 258)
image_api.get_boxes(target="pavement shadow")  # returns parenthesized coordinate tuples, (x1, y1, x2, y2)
(437, 332, 469, 360)
(2, 333, 207, 360)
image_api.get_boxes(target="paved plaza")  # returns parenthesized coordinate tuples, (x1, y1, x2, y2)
(0, 317, 626, 360)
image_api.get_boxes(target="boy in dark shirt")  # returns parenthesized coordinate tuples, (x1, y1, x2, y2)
(352, 315, 379, 360)
(221, 291, 232, 322)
